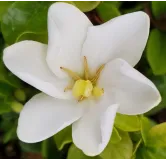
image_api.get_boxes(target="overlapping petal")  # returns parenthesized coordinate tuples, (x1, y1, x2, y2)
(3, 41, 71, 99)
(98, 59, 161, 115)
(72, 94, 119, 156)
(17, 93, 86, 143)
(47, 2, 92, 78)
(82, 11, 150, 74)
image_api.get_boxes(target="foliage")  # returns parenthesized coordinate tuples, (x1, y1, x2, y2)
(0, 1, 166, 159)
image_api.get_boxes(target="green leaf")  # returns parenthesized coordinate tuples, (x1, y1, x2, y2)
(146, 122, 166, 147)
(132, 139, 142, 158)
(53, 125, 72, 150)
(100, 131, 133, 159)
(140, 116, 153, 144)
(1, 1, 53, 44)
(67, 144, 100, 159)
(114, 113, 141, 132)
(0, 62, 22, 88)
(0, 99, 12, 114)
(110, 127, 121, 144)
(96, 2, 120, 22)
(151, 1, 166, 19)
(137, 145, 166, 159)
(65, 0, 101, 12)
(20, 141, 41, 153)
(147, 29, 166, 75)
(0, 2, 13, 21)
(0, 82, 13, 98)
(3, 123, 17, 143)
(67, 144, 90, 159)
(42, 137, 61, 159)
(146, 74, 166, 115)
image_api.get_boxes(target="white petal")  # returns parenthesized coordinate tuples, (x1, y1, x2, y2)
(98, 59, 161, 115)
(47, 2, 92, 78)
(17, 93, 85, 143)
(82, 11, 149, 74)
(3, 41, 71, 99)
(72, 95, 119, 156)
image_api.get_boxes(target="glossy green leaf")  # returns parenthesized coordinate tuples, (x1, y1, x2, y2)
(100, 131, 133, 159)
(147, 29, 166, 75)
(114, 113, 141, 132)
(67, 144, 100, 159)
(146, 122, 166, 147)
(110, 127, 121, 144)
(54, 125, 72, 150)
(96, 2, 120, 22)
(1, 1, 53, 44)
(151, 1, 166, 19)
(71, 1, 100, 12)
(137, 145, 166, 159)
(0, 2, 13, 21)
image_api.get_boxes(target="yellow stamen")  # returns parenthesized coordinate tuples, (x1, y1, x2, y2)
(78, 96, 85, 102)
(61, 57, 105, 102)
(91, 64, 105, 84)
(60, 67, 81, 81)
(92, 87, 104, 97)
(64, 85, 73, 92)
(84, 56, 89, 80)
(72, 80, 93, 98)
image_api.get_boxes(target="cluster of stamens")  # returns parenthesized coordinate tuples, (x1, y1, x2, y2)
(60, 56, 105, 102)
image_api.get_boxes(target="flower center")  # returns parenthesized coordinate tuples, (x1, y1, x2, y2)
(60, 56, 105, 102)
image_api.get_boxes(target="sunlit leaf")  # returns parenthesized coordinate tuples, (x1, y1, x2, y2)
(67, 144, 100, 159)
(100, 131, 133, 159)
(140, 116, 153, 144)
(146, 122, 166, 147)
(114, 113, 141, 132)
(110, 127, 121, 144)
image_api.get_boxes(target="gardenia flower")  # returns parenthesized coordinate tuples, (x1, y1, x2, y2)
(3, 2, 161, 156)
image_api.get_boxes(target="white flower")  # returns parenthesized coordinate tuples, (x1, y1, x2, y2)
(3, 2, 161, 156)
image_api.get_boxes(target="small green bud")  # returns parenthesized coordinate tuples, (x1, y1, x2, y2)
(14, 89, 26, 102)
(11, 101, 23, 113)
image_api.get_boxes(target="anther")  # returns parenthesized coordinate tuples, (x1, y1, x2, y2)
(84, 56, 89, 80)
(60, 67, 81, 81)
(91, 64, 105, 84)
(78, 96, 84, 102)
